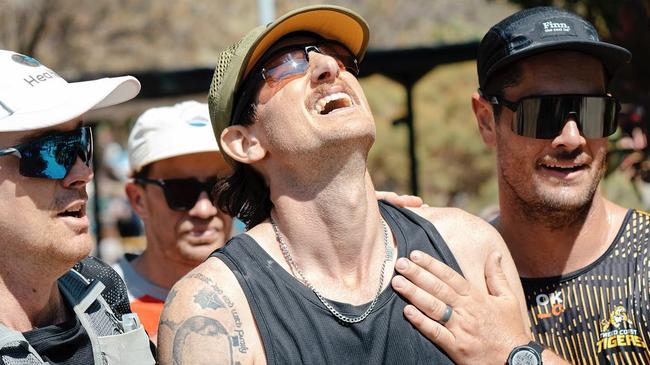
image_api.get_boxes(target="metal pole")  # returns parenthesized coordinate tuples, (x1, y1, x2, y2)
(257, 0, 275, 24)
(405, 86, 419, 196)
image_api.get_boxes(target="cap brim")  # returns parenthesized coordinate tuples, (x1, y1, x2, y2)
(243, 5, 369, 78)
(485, 41, 632, 86)
(209, 5, 369, 168)
(128, 148, 223, 177)
(2, 76, 140, 131)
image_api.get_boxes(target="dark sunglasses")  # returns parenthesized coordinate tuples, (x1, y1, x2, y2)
(485, 94, 620, 139)
(231, 41, 359, 125)
(0, 126, 93, 179)
(135, 176, 219, 211)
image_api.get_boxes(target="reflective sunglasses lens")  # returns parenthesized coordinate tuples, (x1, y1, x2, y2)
(18, 128, 91, 179)
(263, 51, 309, 85)
(79, 127, 93, 165)
(161, 178, 204, 211)
(319, 43, 358, 74)
(513, 97, 567, 139)
(514, 96, 618, 139)
(19, 143, 71, 179)
(579, 97, 618, 138)
(262, 42, 358, 85)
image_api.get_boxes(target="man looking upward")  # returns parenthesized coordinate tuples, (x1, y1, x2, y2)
(158, 5, 530, 365)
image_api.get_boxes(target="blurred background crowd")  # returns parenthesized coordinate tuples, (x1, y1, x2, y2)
(1, 0, 647, 262)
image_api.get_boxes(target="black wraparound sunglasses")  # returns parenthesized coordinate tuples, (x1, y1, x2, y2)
(135, 176, 219, 211)
(484, 93, 620, 139)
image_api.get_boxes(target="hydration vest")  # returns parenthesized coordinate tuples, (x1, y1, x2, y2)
(0, 257, 155, 365)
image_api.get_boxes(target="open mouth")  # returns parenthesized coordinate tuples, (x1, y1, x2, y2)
(58, 205, 85, 218)
(540, 162, 586, 173)
(315, 92, 353, 115)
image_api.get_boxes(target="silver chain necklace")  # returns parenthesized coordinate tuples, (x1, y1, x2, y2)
(270, 216, 392, 324)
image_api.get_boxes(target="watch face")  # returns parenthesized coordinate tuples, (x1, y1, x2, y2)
(510, 348, 540, 365)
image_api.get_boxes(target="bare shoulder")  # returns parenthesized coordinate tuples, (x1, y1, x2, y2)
(409, 206, 528, 324)
(157, 257, 264, 365)
(410, 206, 505, 253)
(409, 207, 514, 289)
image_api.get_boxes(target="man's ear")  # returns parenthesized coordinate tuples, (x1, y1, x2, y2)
(220, 125, 266, 164)
(125, 182, 148, 219)
(472, 91, 497, 148)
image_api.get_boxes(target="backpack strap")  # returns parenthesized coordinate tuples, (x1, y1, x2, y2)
(59, 268, 124, 365)
(0, 324, 48, 365)
(73, 256, 132, 319)
(0, 257, 139, 365)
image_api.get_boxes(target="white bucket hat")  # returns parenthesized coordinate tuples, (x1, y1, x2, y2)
(0, 50, 140, 132)
(127, 101, 220, 176)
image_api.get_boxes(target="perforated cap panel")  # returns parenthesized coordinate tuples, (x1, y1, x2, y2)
(207, 5, 369, 167)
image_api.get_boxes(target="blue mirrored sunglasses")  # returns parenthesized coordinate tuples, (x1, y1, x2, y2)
(0, 126, 93, 179)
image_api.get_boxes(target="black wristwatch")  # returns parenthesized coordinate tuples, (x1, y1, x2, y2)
(506, 341, 544, 365)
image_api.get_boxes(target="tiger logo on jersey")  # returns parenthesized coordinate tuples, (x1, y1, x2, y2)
(601, 306, 634, 332)
(597, 306, 647, 352)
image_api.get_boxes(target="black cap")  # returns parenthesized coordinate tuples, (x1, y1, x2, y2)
(477, 7, 631, 89)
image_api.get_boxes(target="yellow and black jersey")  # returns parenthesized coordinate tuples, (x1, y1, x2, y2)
(523, 210, 650, 365)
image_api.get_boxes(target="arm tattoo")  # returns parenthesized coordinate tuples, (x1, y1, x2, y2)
(163, 288, 179, 311)
(160, 318, 180, 332)
(160, 289, 181, 332)
(170, 275, 250, 363)
(172, 316, 234, 365)
(194, 288, 227, 309)
(187, 272, 215, 286)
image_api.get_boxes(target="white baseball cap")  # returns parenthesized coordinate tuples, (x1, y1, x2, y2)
(0, 50, 140, 132)
(127, 101, 220, 176)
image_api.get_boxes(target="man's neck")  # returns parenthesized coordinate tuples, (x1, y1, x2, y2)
(132, 249, 194, 290)
(0, 263, 69, 331)
(253, 164, 394, 304)
(497, 192, 627, 278)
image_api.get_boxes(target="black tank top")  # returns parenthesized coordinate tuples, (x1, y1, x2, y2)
(210, 201, 462, 365)
(523, 209, 650, 364)
(22, 317, 93, 365)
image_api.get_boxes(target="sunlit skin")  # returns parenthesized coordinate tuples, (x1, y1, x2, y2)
(497, 54, 607, 219)
(379, 51, 620, 365)
(473, 51, 629, 276)
(157, 33, 529, 365)
(125, 151, 233, 290)
(0, 118, 94, 330)
(237, 36, 386, 300)
(247, 35, 377, 189)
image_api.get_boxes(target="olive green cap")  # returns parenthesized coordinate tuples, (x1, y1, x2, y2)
(207, 4, 369, 165)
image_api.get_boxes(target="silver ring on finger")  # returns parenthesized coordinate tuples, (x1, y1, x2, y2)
(439, 304, 453, 324)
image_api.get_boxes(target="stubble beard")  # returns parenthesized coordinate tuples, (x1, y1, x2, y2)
(502, 152, 606, 230)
